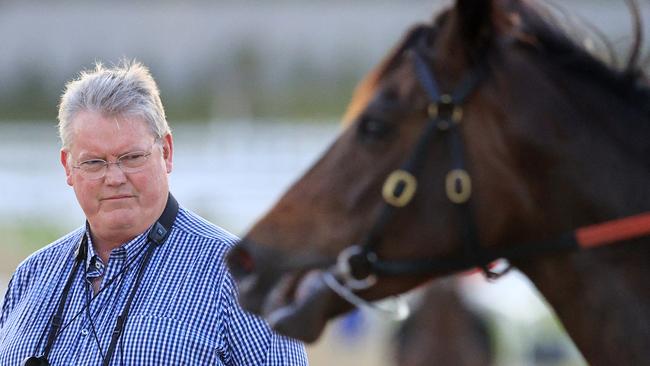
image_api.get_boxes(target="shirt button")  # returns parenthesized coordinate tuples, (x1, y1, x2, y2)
(81, 329, 89, 337)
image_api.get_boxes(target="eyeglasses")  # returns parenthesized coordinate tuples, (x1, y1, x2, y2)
(72, 144, 157, 180)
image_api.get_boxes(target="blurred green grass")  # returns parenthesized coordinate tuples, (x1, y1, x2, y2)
(0, 50, 363, 122)
(0, 224, 68, 278)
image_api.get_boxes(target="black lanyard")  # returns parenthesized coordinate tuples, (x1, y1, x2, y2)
(23, 193, 178, 366)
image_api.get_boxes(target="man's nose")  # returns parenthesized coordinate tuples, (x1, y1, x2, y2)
(104, 163, 127, 185)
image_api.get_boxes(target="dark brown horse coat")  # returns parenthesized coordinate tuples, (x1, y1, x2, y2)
(228, 1, 650, 364)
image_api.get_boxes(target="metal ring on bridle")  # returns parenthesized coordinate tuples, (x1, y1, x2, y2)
(382, 170, 418, 207)
(427, 94, 463, 125)
(445, 169, 472, 204)
(336, 246, 378, 290)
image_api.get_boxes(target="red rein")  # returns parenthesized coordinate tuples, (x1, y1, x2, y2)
(576, 212, 650, 248)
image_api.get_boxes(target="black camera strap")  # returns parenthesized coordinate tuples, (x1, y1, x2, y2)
(40, 235, 87, 361)
(103, 193, 178, 366)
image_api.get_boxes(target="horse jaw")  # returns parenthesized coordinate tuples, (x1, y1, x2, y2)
(227, 242, 349, 342)
(264, 270, 338, 342)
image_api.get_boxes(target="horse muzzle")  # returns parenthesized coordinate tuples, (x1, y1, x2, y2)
(226, 239, 345, 342)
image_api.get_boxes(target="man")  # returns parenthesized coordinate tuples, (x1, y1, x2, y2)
(0, 61, 308, 365)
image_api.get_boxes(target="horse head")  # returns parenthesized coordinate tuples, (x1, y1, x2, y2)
(227, 1, 650, 362)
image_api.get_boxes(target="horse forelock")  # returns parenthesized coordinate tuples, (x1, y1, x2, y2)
(342, 24, 433, 127)
(341, 67, 380, 127)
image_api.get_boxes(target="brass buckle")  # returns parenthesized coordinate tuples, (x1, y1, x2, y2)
(445, 169, 472, 203)
(382, 170, 418, 207)
(428, 94, 463, 129)
(336, 246, 377, 290)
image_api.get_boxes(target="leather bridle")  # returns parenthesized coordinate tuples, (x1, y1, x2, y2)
(327, 38, 650, 296)
(329, 43, 495, 293)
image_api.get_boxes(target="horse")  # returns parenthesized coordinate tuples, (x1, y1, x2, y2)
(227, 0, 650, 364)
(394, 279, 493, 366)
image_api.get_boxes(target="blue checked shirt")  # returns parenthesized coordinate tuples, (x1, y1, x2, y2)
(0, 205, 307, 365)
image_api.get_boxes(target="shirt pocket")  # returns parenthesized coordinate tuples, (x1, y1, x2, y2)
(119, 315, 225, 365)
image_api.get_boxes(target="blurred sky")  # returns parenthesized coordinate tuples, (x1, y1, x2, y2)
(0, 1, 441, 120)
(0, 1, 645, 120)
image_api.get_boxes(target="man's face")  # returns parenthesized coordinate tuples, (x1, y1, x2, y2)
(61, 110, 173, 241)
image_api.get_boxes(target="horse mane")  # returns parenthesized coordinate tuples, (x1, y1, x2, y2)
(511, 1, 650, 117)
(492, 0, 650, 165)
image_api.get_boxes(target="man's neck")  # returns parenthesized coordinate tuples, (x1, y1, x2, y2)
(89, 227, 143, 264)
(87, 194, 171, 264)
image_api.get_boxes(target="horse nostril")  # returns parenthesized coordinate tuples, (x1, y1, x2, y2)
(227, 245, 256, 277)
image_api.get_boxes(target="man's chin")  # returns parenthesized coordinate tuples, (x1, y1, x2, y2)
(99, 196, 137, 208)
(93, 209, 140, 233)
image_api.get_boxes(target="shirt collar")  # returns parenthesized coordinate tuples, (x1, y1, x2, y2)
(83, 223, 152, 274)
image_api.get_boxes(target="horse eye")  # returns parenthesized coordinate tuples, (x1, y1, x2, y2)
(357, 116, 392, 141)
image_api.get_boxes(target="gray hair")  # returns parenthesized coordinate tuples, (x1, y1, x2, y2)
(58, 60, 170, 148)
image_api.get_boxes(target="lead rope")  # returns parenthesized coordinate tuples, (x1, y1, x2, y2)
(322, 272, 410, 320)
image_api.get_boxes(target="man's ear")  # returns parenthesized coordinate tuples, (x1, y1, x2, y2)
(162, 133, 173, 174)
(61, 149, 74, 186)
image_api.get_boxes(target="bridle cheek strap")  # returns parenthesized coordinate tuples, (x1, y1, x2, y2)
(329, 45, 492, 291)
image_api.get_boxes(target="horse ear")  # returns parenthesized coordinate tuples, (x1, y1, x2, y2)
(454, 0, 493, 46)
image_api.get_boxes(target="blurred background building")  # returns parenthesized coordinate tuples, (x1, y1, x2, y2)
(0, 1, 646, 365)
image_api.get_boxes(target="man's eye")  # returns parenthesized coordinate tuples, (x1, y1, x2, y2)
(119, 152, 150, 168)
(121, 153, 145, 161)
(78, 159, 106, 172)
(81, 159, 105, 167)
